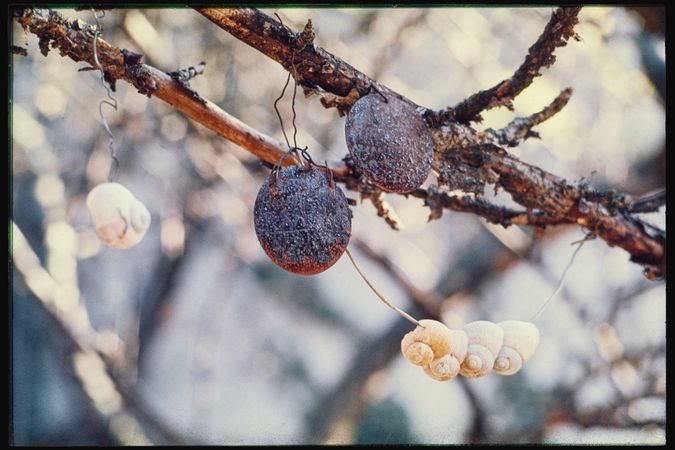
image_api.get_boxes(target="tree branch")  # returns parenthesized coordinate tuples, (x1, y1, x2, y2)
(195, 7, 412, 116)
(14, 8, 290, 169)
(442, 7, 582, 123)
(14, 8, 665, 278)
(11, 222, 191, 445)
(482, 88, 574, 147)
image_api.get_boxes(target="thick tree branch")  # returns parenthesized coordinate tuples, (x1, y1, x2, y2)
(14, 8, 665, 278)
(14, 9, 291, 169)
(195, 7, 412, 116)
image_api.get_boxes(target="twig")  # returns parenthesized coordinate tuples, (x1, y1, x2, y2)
(483, 88, 574, 147)
(14, 9, 290, 169)
(624, 189, 666, 213)
(167, 61, 207, 84)
(442, 7, 582, 124)
(11, 45, 28, 56)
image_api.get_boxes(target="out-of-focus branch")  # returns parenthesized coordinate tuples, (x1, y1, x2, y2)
(370, 10, 428, 80)
(624, 189, 666, 214)
(303, 232, 526, 443)
(11, 222, 192, 445)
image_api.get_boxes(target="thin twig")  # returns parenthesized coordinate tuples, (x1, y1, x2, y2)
(484, 88, 574, 147)
(443, 7, 582, 123)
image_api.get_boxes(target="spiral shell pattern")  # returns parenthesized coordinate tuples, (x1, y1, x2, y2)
(401, 319, 539, 382)
(86, 182, 151, 249)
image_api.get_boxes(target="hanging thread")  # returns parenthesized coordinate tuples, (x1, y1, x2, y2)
(345, 249, 421, 327)
(529, 232, 594, 321)
(91, 9, 120, 182)
(271, 12, 315, 176)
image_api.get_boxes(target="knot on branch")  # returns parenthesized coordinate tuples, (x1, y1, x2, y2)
(167, 61, 207, 105)
(434, 141, 503, 196)
(296, 19, 315, 50)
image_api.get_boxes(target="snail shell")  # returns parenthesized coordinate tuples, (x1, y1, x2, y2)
(401, 319, 452, 367)
(459, 320, 504, 378)
(492, 320, 540, 376)
(422, 328, 468, 381)
(86, 182, 151, 249)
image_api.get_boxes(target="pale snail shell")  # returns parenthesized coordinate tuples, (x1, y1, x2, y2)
(460, 320, 505, 378)
(422, 328, 468, 381)
(86, 182, 151, 249)
(401, 319, 452, 367)
(492, 320, 540, 376)
(401, 320, 468, 381)
(401, 319, 540, 382)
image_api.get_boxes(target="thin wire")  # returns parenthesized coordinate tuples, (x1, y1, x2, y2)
(529, 233, 593, 321)
(273, 70, 293, 150)
(290, 51, 300, 150)
(345, 248, 421, 327)
(273, 12, 304, 154)
(91, 9, 119, 182)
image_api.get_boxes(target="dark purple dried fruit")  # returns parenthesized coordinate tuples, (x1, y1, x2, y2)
(345, 94, 433, 193)
(254, 165, 352, 275)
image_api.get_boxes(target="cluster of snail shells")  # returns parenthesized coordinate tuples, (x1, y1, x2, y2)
(401, 319, 540, 381)
(86, 182, 151, 249)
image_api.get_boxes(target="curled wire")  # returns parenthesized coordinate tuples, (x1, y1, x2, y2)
(273, 70, 293, 151)
(91, 8, 120, 182)
(271, 12, 312, 179)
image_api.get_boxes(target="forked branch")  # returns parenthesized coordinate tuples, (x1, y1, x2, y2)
(13, 7, 665, 278)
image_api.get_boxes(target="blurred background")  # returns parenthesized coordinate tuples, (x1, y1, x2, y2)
(10, 6, 665, 445)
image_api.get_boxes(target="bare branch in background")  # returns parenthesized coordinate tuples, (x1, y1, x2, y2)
(11, 223, 193, 445)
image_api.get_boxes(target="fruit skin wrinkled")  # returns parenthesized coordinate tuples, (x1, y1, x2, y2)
(345, 93, 433, 194)
(254, 165, 352, 275)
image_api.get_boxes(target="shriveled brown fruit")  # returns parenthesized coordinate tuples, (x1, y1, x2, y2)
(345, 94, 433, 193)
(254, 165, 352, 275)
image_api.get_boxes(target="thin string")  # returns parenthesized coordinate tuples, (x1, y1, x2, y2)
(290, 51, 300, 150)
(345, 248, 421, 327)
(273, 70, 293, 151)
(91, 9, 119, 182)
(273, 13, 304, 155)
(529, 233, 594, 321)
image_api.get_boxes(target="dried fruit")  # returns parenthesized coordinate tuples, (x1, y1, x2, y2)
(345, 93, 433, 193)
(254, 165, 352, 275)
